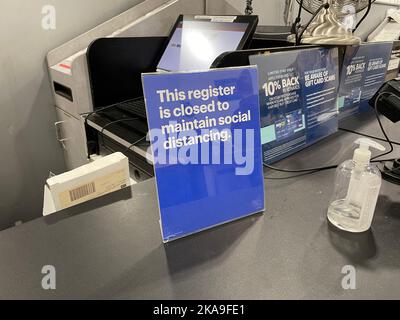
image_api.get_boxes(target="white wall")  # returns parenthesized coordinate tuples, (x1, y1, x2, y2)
(0, 0, 145, 230)
(207, 0, 289, 25)
(208, 0, 397, 39)
(290, 1, 397, 40)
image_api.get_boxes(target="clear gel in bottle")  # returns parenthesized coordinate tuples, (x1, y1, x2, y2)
(327, 138, 385, 233)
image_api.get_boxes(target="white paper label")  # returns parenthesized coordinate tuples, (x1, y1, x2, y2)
(194, 15, 237, 23)
(388, 58, 400, 71)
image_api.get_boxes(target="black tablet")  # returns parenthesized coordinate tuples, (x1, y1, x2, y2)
(156, 14, 258, 72)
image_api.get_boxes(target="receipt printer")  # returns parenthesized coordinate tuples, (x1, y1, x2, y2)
(46, 0, 204, 118)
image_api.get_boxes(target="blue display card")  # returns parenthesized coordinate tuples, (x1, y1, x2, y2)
(250, 47, 339, 164)
(142, 67, 265, 242)
(338, 42, 393, 119)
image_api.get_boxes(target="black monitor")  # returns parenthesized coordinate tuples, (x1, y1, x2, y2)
(157, 14, 258, 72)
(369, 79, 400, 185)
(87, 37, 167, 109)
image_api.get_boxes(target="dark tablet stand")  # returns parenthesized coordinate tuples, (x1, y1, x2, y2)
(87, 37, 168, 109)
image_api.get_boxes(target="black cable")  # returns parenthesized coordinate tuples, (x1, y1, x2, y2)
(264, 157, 399, 180)
(81, 104, 115, 118)
(297, 3, 329, 45)
(297, 0, 303, 18)
(99, 118, 139, 149)
(339, 127, 400, 146)
(263, 163, 336, 173)
(292, 0, 303, 46)
(97, 119, 148, 171)
(263, 170, 321, 180)
(353, 0, 372, 32)
(81, 98, 134, 118)
(122, 136, 147, 154)
(371, 91, 396, 161)
(82, 98, 137, 137)
(294, 25, 299, 46)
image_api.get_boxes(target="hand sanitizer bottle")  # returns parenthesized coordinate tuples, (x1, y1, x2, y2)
(327, 138, 385, 232)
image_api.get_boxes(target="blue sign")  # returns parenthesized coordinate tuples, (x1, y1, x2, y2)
(250, 47, 339, 164)
(142, 67, 265, 242)
(338, 42, 392, 119)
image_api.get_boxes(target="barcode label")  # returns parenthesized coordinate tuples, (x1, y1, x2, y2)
(69, 182, 96, 202)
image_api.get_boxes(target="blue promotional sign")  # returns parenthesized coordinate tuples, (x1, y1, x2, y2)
(338, 42, 392, 119)
(142, 67, 265, 242)
(250, 47, 339, 164)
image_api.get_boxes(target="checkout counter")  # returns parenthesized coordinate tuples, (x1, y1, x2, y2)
(0, 112, 399, 299)
(3, 0, 397, 300)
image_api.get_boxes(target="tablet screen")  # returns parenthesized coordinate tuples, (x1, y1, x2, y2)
(157, 18, 249, 72)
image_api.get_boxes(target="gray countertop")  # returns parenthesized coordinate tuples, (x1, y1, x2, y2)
(0, 112, 399, 299)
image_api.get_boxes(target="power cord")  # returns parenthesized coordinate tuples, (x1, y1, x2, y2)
(97, 117, 147, 161)
(291, 0, 303, 46)
(81, 98, 136, 134)
(122, 136, 147, 153)
(338, 127, 400, 146)
(264, 163, 336, 173)
(264, 170, 321, 180)
(99, 118, 140, 149)
(80, 98, 134, 118)
(353, 0, 372, 32)
(264, 157, 398, 180)
(371, 91, 397, 161)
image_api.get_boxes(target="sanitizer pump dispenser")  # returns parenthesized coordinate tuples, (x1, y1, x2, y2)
(327, 138, 385, 232)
